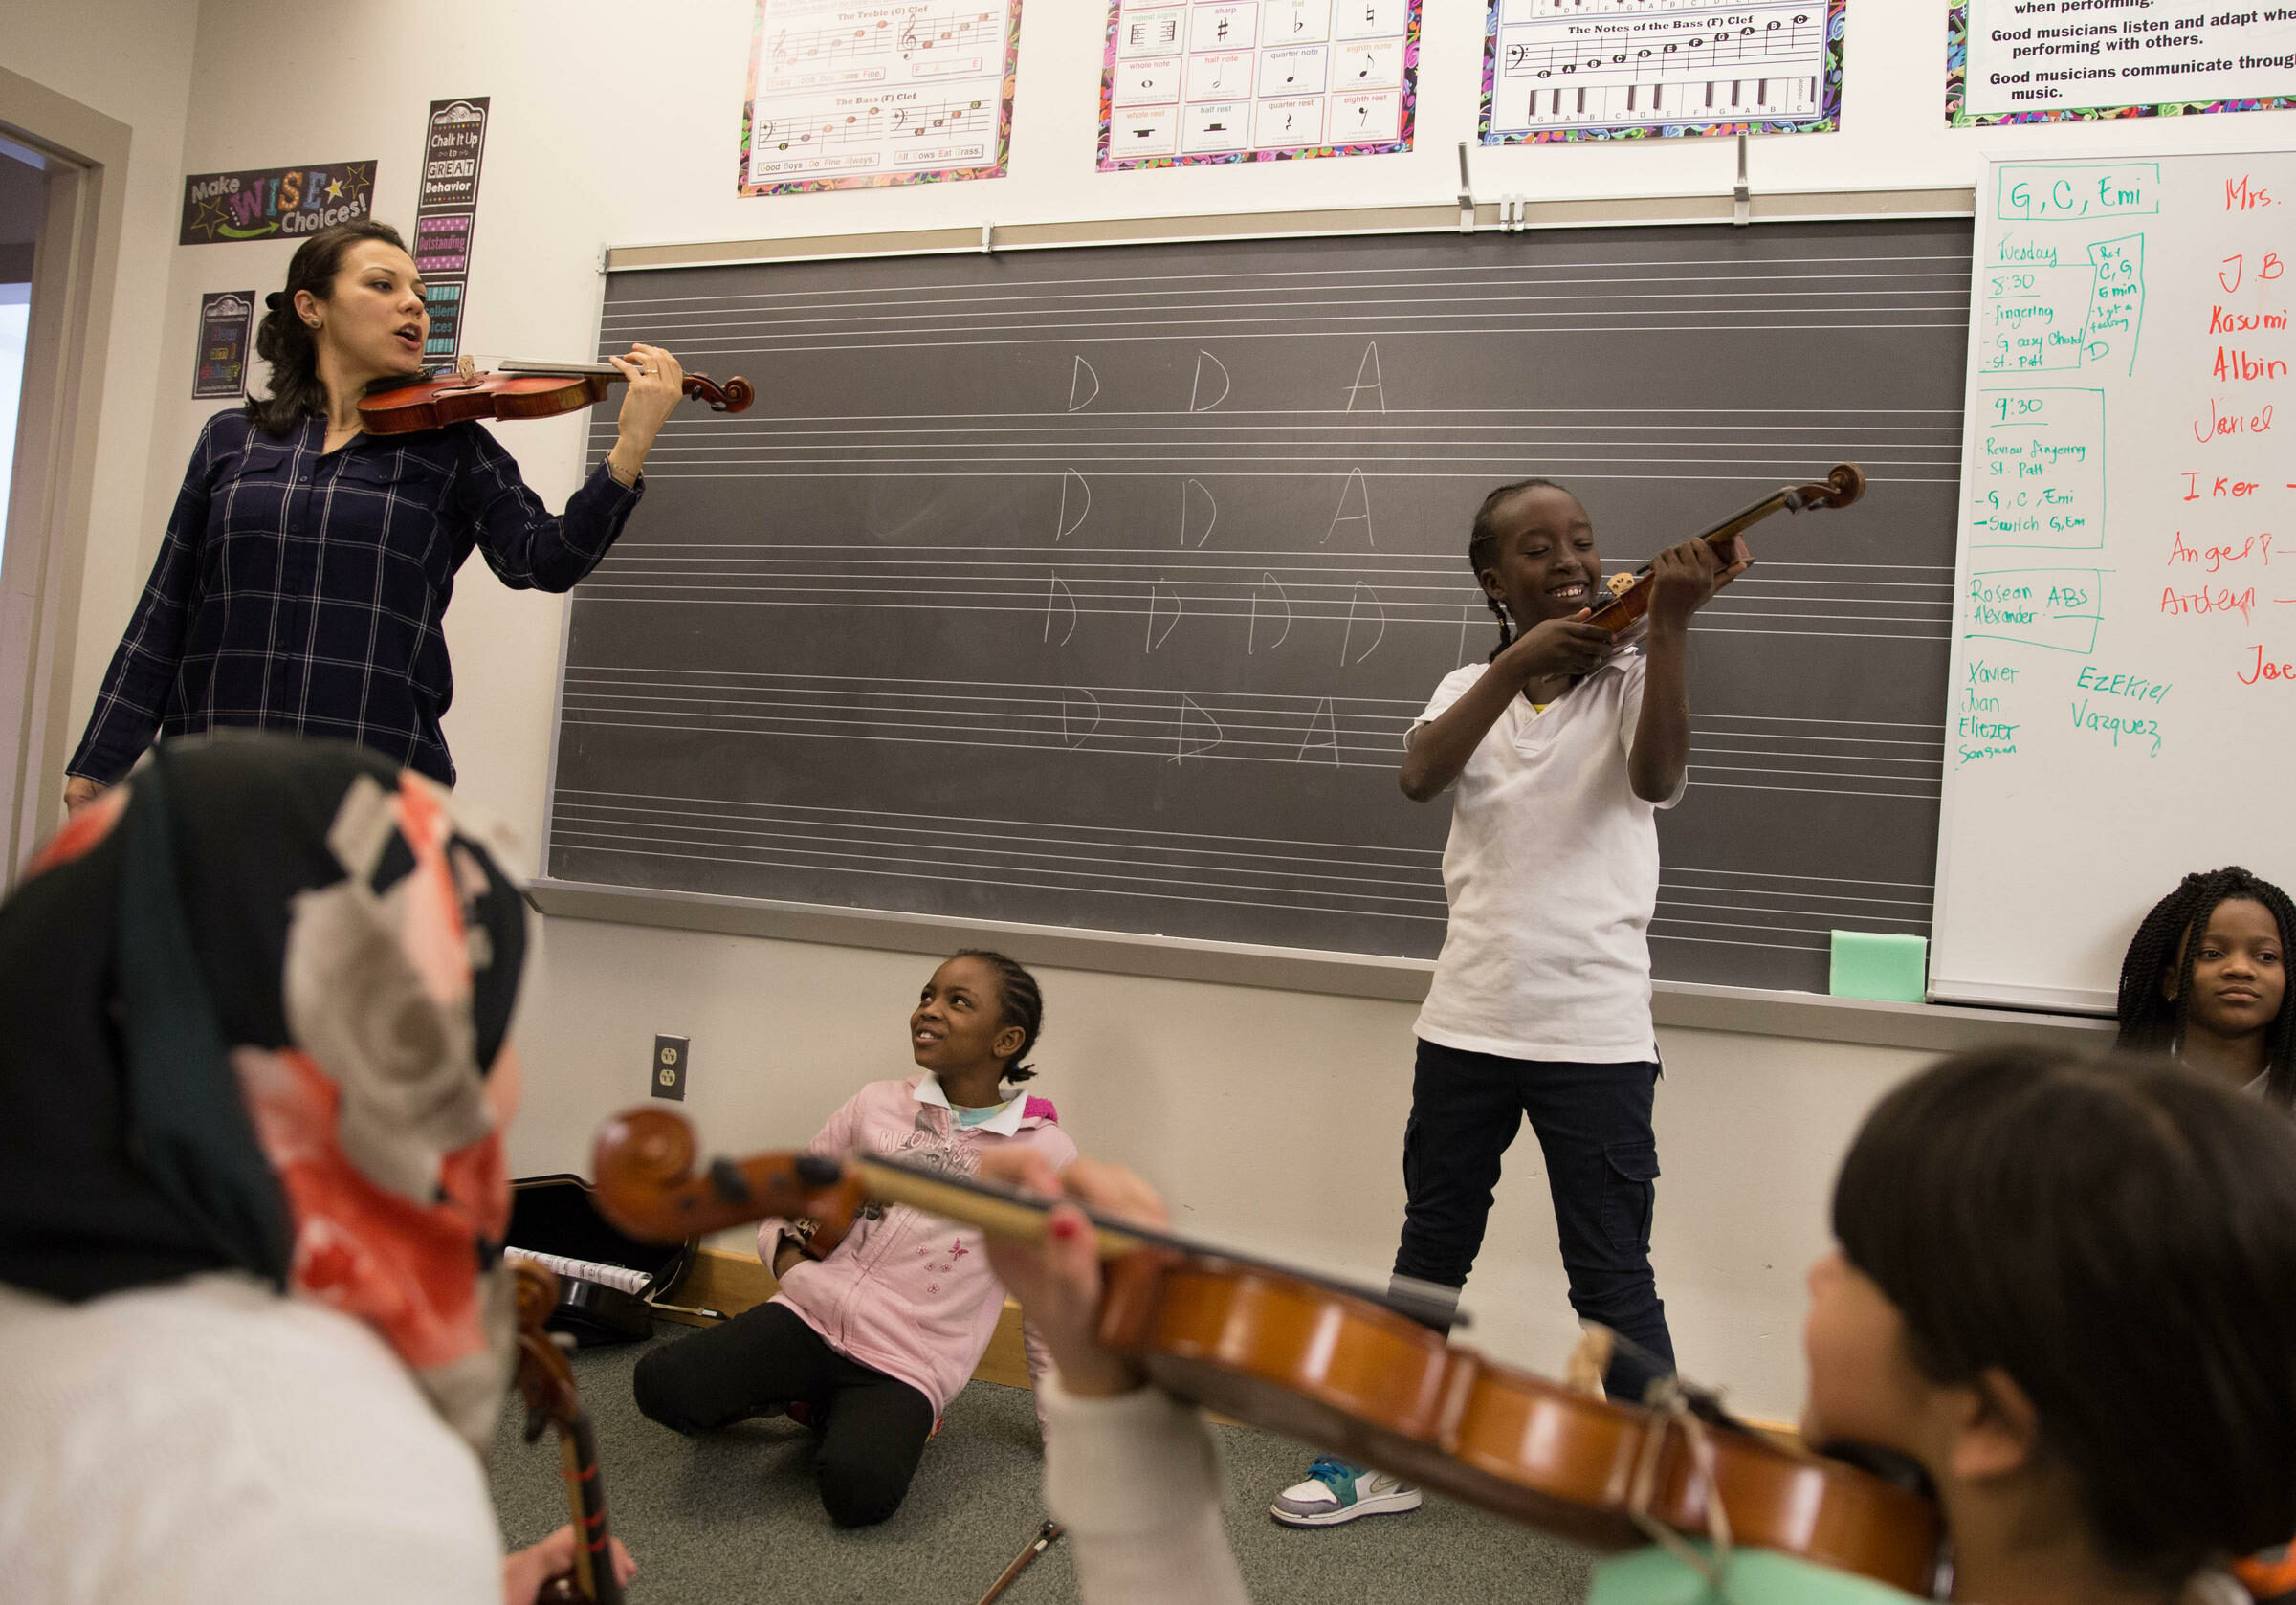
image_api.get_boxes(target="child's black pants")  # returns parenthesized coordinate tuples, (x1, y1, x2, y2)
(1391, 1037, 1677, 1404)
(631, 1300, 936, 1528)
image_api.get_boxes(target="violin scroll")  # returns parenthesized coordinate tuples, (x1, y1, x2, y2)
(511, 1259, 579, 1437)
(591, 1107, 862, 1244)
(682, 374, 754, 414)
(1796, 461, 1866, 511)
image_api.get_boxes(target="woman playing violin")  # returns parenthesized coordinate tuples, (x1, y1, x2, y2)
(63, 221, 686, 810)
(981, 1048, 2296, 1605)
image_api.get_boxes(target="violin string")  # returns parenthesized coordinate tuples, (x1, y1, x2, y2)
(853, 1150, 1473, 1330)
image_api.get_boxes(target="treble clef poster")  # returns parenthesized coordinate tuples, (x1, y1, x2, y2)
(738, 0, 1022, 195)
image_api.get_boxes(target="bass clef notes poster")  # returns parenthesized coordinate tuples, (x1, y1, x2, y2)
(1482, 0, 1844, 143)
(740, 0, 1022, 194)
(1100, 0, 1424, 169)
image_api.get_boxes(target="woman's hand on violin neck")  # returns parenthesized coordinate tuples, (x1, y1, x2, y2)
(975, 1148, 1168, 1400)
(501, 1528, 636, 1605)
(605, 342, 685, 486)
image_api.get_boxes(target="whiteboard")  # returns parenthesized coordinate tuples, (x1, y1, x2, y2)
(1932, 149, 2296, 1013)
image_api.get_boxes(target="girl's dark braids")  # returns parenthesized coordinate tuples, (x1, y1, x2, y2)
(956, 947, 1045, 1084)
(2116, 866, 2296, 1107)
(1467, 477, 1569, 663)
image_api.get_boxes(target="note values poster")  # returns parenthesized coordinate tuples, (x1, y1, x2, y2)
(1949, 2, 2296, 124)
(1098, 0, 1424, 169)
(738, 0, 1021, 194)
(1482, 0, 1843, 143)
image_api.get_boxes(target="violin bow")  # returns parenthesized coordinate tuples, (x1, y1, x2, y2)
(976, 1519, 1064, 1605)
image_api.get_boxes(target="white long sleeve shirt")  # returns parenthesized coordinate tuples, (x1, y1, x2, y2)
(0, 1273, 501, 1605)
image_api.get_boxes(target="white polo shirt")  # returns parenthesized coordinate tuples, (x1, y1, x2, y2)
(1410, 649, 1684, 1064)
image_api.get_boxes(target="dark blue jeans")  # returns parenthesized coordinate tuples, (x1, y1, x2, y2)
(1392, 1037, 1676, 1404)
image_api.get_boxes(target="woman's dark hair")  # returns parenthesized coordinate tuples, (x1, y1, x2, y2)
(2117, 866, 2296, 1105)
(1466, 477, 1571, 662)
(1833, 1047, 2296, 1585)
(246, 221, 411, 437)
(955, 948, 1043, 1083)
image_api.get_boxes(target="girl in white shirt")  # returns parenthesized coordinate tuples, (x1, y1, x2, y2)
(1274, 478, 1745, 1527)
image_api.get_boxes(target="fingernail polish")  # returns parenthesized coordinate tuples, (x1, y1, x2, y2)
(1049, 1215, 1080, 1242)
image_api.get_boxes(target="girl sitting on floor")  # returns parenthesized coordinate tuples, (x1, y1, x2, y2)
(982, 1047, 2296, 1605)
(631, 949, 1072, 1528)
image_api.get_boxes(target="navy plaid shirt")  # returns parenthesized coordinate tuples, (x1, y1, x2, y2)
(69, 408, 643, 787)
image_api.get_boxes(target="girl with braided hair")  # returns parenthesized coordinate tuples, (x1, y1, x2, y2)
(2116, 867, 2295, 1106)
(630, 949, 1071, 1527)
(1271, 477, 1749, 1528)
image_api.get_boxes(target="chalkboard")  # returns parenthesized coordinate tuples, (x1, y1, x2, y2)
(1932, 153, 2296, 1013)
(543, 218, 1972, 994)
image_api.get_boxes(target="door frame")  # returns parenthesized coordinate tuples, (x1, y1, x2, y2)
(0, 67, 130, 879)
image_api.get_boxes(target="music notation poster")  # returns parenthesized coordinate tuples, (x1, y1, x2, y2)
(738, 0, 1022, 195)
(191, 291, 254, 399)
(1948, 2, 2296, 126)
(1098, 0, 1424, 169)
(1480, 0, 1844, 143)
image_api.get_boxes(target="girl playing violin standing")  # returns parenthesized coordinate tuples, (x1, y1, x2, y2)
(63, 221, 687, 809)
(1271, 478, 1746, 1528)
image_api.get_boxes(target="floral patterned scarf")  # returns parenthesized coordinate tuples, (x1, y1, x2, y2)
(0, 735, 528, 1448)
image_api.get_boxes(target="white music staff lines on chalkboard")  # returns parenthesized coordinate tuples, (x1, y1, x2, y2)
(1652, 865, 1932, 955)
(573, 548, 1951, 646)
(633, 412, 1961, 484)
(553, 790, 1449, 925)
(598, 255, 1969, 357)
(555, 667, 1936, 798)
(543, 790, 1931, 946)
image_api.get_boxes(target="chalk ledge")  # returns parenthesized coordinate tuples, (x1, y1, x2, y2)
(528, 880, 2114, 1058)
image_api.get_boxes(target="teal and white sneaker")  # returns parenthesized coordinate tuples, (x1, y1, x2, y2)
(1269, 1456, 1423, 1527)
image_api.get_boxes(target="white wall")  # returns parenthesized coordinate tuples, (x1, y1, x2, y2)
(62, 0, 2276, 1418)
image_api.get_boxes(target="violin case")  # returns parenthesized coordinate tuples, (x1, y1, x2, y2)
(507, 1174, 695, 1347)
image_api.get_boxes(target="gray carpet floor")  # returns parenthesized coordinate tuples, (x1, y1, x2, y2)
(490, 1323, 1595, 1605)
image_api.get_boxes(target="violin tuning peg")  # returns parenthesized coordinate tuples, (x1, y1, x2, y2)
(795, 1154, 844, 1188)
(708, 1157, 754, 1205)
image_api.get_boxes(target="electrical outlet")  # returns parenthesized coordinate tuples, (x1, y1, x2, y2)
(651, 1034, 689, 1101)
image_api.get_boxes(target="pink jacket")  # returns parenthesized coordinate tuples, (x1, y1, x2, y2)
(755, 1075, 1075, 1421)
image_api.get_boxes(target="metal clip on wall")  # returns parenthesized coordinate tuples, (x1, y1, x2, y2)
(1733, 133, 1752, 227)
(1457, 141, 1476, 234)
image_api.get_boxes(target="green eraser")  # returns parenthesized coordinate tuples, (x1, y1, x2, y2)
(1829, 930, 1929, 1004)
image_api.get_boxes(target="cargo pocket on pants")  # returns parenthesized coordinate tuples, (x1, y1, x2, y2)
(1601, 1139, 1660, 1253)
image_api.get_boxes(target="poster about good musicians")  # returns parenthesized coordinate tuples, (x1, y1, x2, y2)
(1952, 2, 2296, 124)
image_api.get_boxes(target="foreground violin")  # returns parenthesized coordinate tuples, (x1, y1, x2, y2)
(512, 1260, 626, 1605)
(1590, 462, 1867, 635)
(358, 356, 754, 436)
(590, 1109, 1944, 1596)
